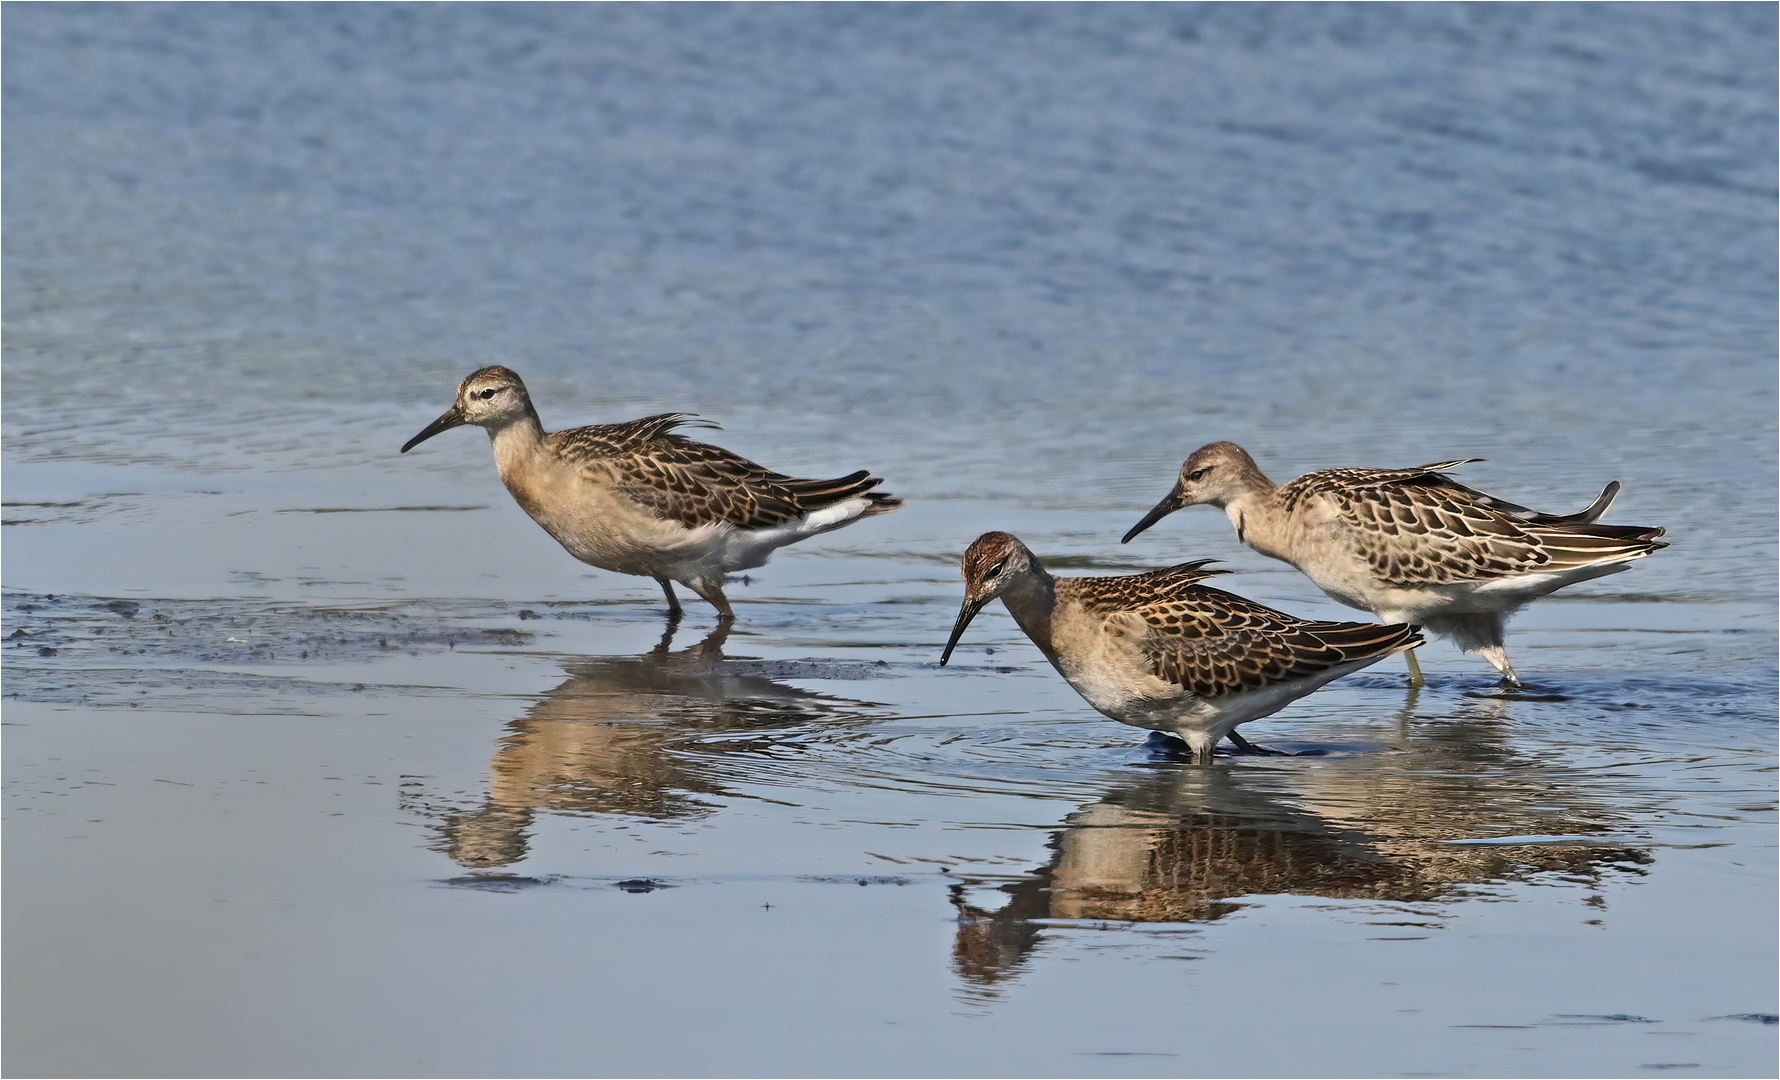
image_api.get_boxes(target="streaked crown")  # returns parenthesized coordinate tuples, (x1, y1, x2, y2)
(960, 531, 1038, 600)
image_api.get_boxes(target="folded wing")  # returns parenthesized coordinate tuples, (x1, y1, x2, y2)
(550, 415, 899, 530)
(1071, 570, 1422, 698)
(1283, 466, 1664, 586)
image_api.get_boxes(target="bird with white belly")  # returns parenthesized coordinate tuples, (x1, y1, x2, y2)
(940, 531, 1422, 760)
(402, 366, 900, 620)
(1121, 442, 1667, 687)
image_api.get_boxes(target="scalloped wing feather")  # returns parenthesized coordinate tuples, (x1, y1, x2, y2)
(1280, 464, 1659, 587)
(1066, 575, 1420, 698)
(1069, 561, 1229, 611)
(548, 417, 893, 530)
(1283, 467, 1556, 585)
(1132, 587, 1420, 698)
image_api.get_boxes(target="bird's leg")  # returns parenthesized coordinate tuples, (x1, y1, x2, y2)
(655, 577, 683, 620)
(1477, 645, 1522, 689)
(686, 579, 736, 623)
(1183, 732, 1220, 764)
(1226, 730, 1289, 756)
(1404, 646, 1425, 689)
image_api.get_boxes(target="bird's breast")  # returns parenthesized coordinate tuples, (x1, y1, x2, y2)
(1049, 608, 1179, 718)
(497, 458, 713, 574)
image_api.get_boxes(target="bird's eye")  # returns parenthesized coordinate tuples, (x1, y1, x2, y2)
(985, 560, 1007, 579)
(478, 388, 497, 400)
(1187, 467, 1210, 482)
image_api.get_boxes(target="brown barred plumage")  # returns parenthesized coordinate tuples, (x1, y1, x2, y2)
(1064, 570, 1421, 700)
(549, 415, 899, 530)
(1122, 441, 1667, 686)
(943, 532, 1421, 759)
(401, 366, 900, 620)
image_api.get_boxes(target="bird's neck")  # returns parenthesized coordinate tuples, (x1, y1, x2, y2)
(487, 411, 548, 479)
(997, 570, 1058, 656)
(1223, 487, 1291, 562)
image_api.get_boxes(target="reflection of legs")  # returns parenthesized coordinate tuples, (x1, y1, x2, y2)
(1393, 683, 1421, 728)
(689, 622, 731, 656)
(652, 620, 730, 657)
(1404, 647, 1425, 688)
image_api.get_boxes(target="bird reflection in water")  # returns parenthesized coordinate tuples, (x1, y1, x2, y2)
(431, 623, 880, 869)
(952, 693, 1652, 996)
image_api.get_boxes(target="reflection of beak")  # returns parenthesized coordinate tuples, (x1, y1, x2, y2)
(1121, 486, 1184, 544)
(939, 596, 991, 666)
(401, 405, 467, 453)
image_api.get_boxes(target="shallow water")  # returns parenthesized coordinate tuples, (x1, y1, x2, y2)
(4, 4, 1776, 1077)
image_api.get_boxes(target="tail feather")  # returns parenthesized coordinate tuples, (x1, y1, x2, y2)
(1303, 620, 1424, 662)
(780, 470, 901, 515)
(781, 469, 874, 497)
(1535, 481, 1621, 525)
(1447, 479, 1623, 525)
(1533, 521, 1667, 569)
(859, 491, 903, 517)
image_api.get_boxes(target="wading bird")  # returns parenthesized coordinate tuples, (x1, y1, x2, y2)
(1122, 442, 1666, 687)
(402, 366, 900, 620)
(940, 531, 1421, 759)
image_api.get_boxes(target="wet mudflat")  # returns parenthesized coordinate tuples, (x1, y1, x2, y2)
(5, 5, 1776, 1077)
(6, 488, 1775, 1077)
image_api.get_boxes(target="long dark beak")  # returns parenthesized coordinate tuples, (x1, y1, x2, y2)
(939, 596, 990, 666)
(1121, 486, 1184, 544)
(401, 405, 466, 453)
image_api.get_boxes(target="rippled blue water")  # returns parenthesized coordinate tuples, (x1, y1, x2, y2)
(5, 5, 1775, 1077)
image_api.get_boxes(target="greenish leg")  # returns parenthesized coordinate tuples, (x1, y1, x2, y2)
(1405, 647, 1425, 689)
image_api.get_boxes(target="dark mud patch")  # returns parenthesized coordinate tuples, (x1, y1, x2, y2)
(612, 878, 675, 893)
(434, 873, 558, 893)
(1465, 690, 1573, 703)
(3, 661, 459, 712)
(431, 874, 681, 894)
(2, 591, 535, 666)
(1547, 1013, 1661, 1025)
(1, 590, 539, 706)
(1705, 1013, 1779, 1025)
(728, 657, 897, 682)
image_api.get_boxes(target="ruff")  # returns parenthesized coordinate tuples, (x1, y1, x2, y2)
(1122, 441, 1667, 686)
(940, 532, 1421, 759)
(402, 366, 899, 619)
